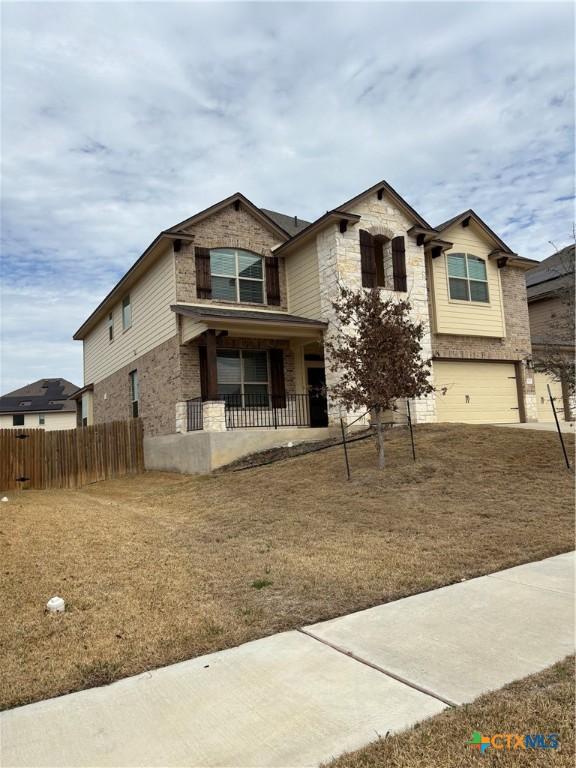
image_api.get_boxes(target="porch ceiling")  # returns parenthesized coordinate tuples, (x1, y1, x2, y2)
(172, 304, 327, 343)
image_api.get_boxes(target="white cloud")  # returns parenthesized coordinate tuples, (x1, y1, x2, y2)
(1, 0, 574, 391)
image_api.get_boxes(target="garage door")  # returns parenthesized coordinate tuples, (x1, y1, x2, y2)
(534, 371, 564, 421)
(434, 361, 520, 424)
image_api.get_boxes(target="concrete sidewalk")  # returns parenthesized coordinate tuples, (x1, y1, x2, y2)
(2, 553, 574, 768)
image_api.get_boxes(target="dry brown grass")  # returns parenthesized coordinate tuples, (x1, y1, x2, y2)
(327, 656, 575, 768)
(1, 424, 573, 710)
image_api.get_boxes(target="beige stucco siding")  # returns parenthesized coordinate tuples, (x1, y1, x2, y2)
(0, 412, 77, 430)
(430, 221, 506, 337)
(84, 248, 177, 385)
(286, 239, 322, 319)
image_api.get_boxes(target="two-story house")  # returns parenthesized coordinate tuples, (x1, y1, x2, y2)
(73, 179, 537, 455)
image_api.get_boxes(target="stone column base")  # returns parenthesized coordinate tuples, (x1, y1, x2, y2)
(203, 400, 227, 432)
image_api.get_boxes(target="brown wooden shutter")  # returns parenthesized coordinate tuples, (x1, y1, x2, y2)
(374, 237, 385, 287)
(392, 236, 407, 292)
(269, 349, 286, 408)
(360, 230, 377, 288)
(195, 247, 212, 299)
(265, 256, 281, 305)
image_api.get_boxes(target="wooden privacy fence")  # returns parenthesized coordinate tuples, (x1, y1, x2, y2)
(0, 419, 144, 491)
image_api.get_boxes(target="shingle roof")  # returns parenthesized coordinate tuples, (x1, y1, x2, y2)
(260, 209, 311, 237)
(526, 244, 575, 288)
(0, 378, 79, 414)
(171, 304, 326, 326)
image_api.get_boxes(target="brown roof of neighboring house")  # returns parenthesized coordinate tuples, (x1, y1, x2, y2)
(0, 378, 79, 414)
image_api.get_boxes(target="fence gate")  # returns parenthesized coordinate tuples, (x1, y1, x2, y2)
(0, 429, 46, 490)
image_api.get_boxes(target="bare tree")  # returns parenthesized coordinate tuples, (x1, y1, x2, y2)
(533, 241, 575, 398)
(325, 286, 433, 468)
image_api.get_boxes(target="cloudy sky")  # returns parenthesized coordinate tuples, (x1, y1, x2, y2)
(1, 0, 574, 393)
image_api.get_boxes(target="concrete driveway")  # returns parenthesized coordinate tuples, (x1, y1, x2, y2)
(2, 552, 574, 768)
(495, 421, 574, 433)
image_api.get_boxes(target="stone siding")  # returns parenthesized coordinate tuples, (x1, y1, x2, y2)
(317, 192, 436, 424)
(175, 202, 288, 309)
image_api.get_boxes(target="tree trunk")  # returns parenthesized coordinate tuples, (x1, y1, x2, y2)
(373, 406, 385, 468)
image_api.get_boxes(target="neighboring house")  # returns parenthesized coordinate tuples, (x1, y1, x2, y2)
(526, 244, 575, 421)
(73, 180, 538, 438)
(0, 379, 78, 430)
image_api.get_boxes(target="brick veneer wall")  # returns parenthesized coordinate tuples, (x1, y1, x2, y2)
(174, 202, 288, 309)
(93, 335, 183, 436)
(183, 336, 297, 396)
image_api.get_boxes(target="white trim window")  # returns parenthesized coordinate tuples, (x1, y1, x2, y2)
(447, 253, 489, 303)
(216, 349, 269, 405)
(210, 249, 264, 304)
(108, 312, 114, 342)
(122, 295, 132, 330)
(38, 414, 45, 425)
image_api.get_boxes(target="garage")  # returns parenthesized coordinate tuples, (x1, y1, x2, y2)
(534, 371, 565, 421)
(434, 360, 520, 424)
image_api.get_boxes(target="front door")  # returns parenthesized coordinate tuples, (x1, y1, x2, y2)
(307, 367, 328, 427)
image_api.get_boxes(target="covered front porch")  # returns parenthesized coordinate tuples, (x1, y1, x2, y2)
(172, 304, 330, 432)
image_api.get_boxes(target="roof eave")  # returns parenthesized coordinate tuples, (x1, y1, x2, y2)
(272, 211, 361, 256)
(73, 233, 168, 340)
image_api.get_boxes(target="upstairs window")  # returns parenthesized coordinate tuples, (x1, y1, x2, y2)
(108, 312, 114, 342)
(447, 254, 489, 303)
(122, 295, 132, 330)
(129, 370, 139, 417)
(39, 414, 45, 425)
(210, 249, 264, 304)
(13, 414, 24, 426)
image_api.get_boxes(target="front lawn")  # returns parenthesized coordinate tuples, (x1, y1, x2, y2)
(1, 424, 573, 710)
(326, 656, 575, 767)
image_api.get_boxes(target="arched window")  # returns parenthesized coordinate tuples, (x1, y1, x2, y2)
(447, 253, 489, 302)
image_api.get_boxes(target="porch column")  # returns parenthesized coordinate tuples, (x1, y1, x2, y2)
(205, 329, 218, 400)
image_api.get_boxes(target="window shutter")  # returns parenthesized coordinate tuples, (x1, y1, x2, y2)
(269, 349, 286, 408)
(360, 230, 377, 288)
(392, 236, 407, 292)
(195, 247, 212, 299)
(265, 256, 281, 306)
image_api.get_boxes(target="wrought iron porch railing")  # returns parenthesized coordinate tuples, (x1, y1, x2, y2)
(223, 393, 312, 429)
(187, 397, 203, 431)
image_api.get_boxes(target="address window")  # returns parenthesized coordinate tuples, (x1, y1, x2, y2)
(447, 253, 489, 303)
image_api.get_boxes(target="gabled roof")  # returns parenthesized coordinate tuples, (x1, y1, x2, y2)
(0, 378, 78, 414)
(74, 193, 295, 340)
(435, 209, 514, 254)
(166, 193, 291, 240)
(337, 179, 433, 229)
